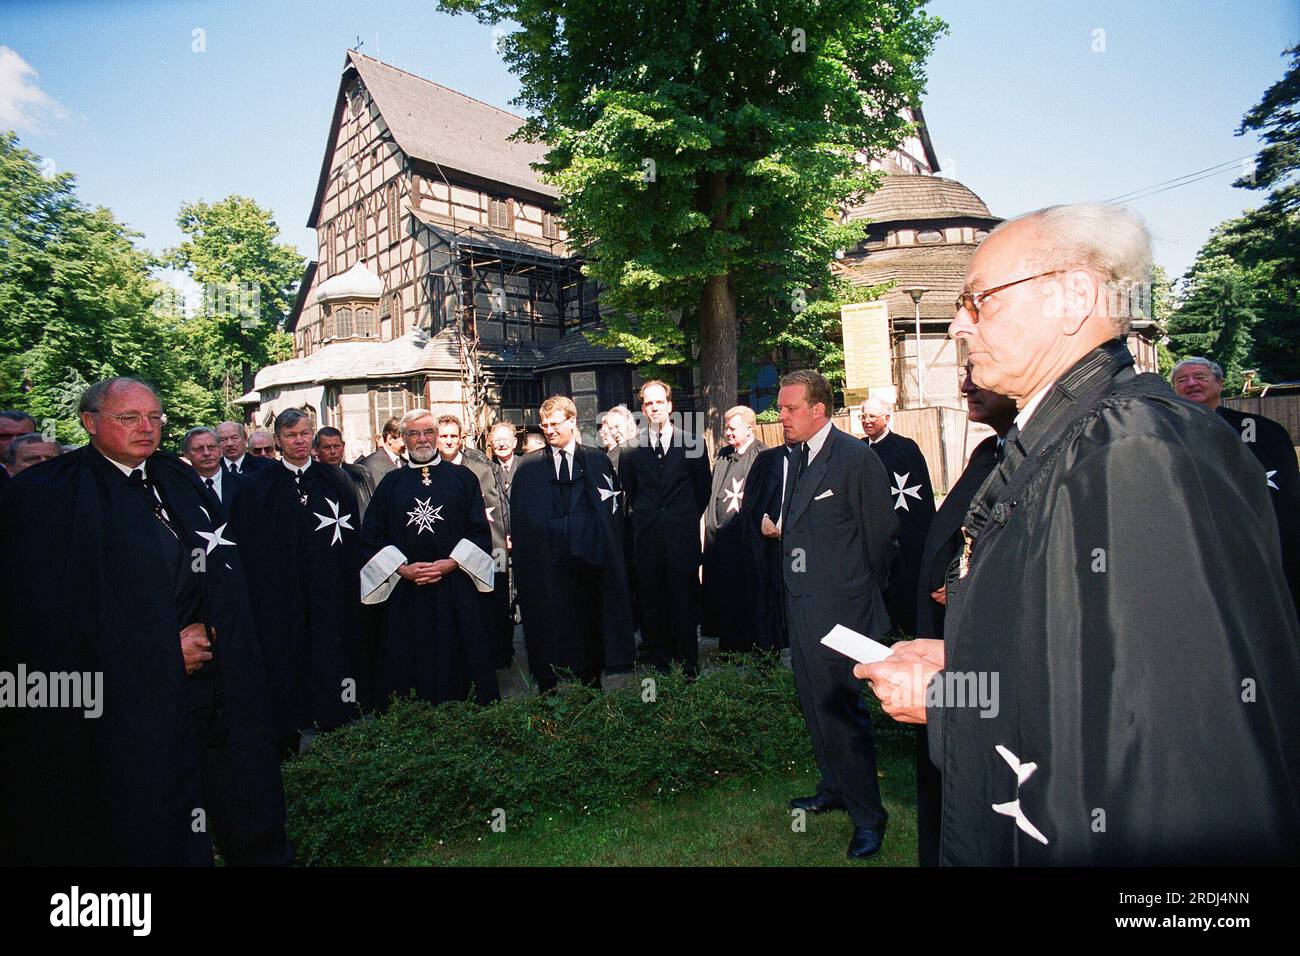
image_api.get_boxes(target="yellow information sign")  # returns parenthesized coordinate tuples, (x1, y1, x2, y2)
(841, 301, 892, 393)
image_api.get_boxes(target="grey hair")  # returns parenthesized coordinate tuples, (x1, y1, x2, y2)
(490, 420, 517, 436)
(182, 426, 218, 454)
(78, 377, 159, 415)
(3, 432, 53, 466)
(860, 397, 894, 415)
(997, 203, 1153, 336)
(399, 408, 434, 432)
(1171, 356, 1224, 382)
(216, 420, 246, 438)
(273, 408, 311, 434)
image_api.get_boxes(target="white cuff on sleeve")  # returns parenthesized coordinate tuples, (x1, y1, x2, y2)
(451, 538, 495, 593)
(360, 545, 408, 604)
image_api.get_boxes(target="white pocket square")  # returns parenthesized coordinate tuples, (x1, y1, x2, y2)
(814, 489, 834, 501)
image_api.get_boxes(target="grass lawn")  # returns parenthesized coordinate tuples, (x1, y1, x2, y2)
(404, 738, 918, 867)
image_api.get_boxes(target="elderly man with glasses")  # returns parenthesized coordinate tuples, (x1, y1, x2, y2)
(857, 204, 1300, 866)
(0, 376, 290, 866)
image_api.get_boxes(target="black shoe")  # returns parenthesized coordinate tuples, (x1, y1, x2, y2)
(789, 793, 845, 814)
(848, 826, 885, 860)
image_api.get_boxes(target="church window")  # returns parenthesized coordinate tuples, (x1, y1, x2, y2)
(355, 306, 373, 338)
(543, 210, 560, 239)
(386, 182, 399, 243)
(336, 306, 354, 338)
(918, 229, 943, 243)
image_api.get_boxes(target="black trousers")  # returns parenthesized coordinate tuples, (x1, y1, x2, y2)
(916, 724, 942, 866)
(784, 590, 888, 831)
(190, 671, 294, 867)
(531, 565, 604, 692)
(483, 575, 514, 669)
(634, 539, 700, 674)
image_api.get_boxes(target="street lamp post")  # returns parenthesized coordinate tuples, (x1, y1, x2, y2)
(905, 288, 928, 406)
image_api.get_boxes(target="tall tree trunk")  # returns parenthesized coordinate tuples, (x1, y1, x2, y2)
(697, 171, 736, 457)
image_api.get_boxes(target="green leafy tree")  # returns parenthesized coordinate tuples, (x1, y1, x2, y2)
(441, 0, 944, 442)
(0, 132, 195, 441)
(1166, 254, 1260, 392)
(1235, 44, 1299, 215)
(164, 196, 302, 409)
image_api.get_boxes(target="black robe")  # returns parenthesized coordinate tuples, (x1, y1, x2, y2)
(224, 464, 313, 740)
(360, 458, 499, 707)
(0, 447, 287, 865)
(914, 434, 1001, 640)
(910, 432, 1000, 868)
(1215, 405, 1300, 621)
(275, 462, 369, 731)
(734, 445, 791, 653)
(936, 340, 1300, 865)
(864, 431, 936, 636)
(701, 439, 766, 649)
(510, 445, 636, 688)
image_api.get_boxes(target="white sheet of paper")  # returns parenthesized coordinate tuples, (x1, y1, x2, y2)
(820, 624, 894, 664)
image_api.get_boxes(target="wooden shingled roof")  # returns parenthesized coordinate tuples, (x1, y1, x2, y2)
(309, 51, 556, 227)
(841, 243, 980, 323)
(846, 174, 997, 226)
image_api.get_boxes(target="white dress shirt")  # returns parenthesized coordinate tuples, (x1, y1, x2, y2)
(552, 437, 579, 478)
(1014, 382, 1056, 433)
(200, 467, 224, 502)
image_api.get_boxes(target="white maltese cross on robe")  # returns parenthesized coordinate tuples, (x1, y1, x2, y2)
(406, 497, 444, 535)
(313, 498, 355, 546)
(891, 472, 923, 511)
(598, 473, 622, 514)
(722, 476, 745, 513)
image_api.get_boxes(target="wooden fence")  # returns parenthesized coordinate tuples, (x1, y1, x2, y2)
(755, 407, 977, 496)
(1223, 395, 1300, 447)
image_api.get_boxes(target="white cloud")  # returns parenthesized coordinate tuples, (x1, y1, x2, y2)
(0, 46, 65, 133)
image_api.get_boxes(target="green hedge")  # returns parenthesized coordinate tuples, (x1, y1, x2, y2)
(283, 658, 910, 865)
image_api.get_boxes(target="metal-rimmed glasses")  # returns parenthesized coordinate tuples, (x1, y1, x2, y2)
(954, 270, 1065, 322)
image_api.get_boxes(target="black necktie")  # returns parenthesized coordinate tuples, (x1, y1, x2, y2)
(654, 434, 665, 460)
(205, 477, 215, 492)
(780, 442, 807, 526)
(558, 449, 571, 484)
(295, 468, 304, 485)
(228, 461, 239, 475)
(130, 468, 179, 539)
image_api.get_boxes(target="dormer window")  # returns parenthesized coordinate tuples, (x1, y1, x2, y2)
(917, 229, 943, 244)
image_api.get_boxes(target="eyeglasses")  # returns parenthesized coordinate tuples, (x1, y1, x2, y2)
(250, 446, 274, 456)
(539, 419, 573, 431)
(955, 270, 1065, 322)
(404, 428, 438, 439)
(94, 411, 167, 429)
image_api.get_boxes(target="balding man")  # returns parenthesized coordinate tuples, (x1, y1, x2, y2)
(860, 204, 1300, 865)
(1171, 356, 1299, 620)
(217, 421, 272, 476)
(860, 397, 936, 637)
(2, 433, 61, 478)
(701, 405, 767, 652)
(0, 377, 289, 865)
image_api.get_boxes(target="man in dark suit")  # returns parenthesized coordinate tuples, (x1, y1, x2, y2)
(359, 417, 406, 488)
(216, 421, 272, 476)
(183, 426, 239, 520)
(489, 421, 519, 666)
(860, 397, 936, 637)
(775, 369, 897, 860)
(314, 427, 375, 518)
(1171, 356, 1299, 621)
(618, 380, 711, 675)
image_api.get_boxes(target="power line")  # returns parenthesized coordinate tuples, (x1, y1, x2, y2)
(1113, 165, 1252, 204)
(1102, 153, 1258, 204)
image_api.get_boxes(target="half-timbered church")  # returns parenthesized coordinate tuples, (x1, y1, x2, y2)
(239, 50, 633, 460)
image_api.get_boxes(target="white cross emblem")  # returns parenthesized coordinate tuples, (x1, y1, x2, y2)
(406, 498, 444, 535)
(722, 476, 745, 513)
(1267, 470, 1279, 491)
(196, 522, 236, 555)
(990, 744, 1049, 846)
(891, 472, 923, 511)
(598, 473, 622, 514)
(313, 498, 355, 546)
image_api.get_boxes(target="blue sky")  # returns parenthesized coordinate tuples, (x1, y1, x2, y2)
(3, 0, 1297, 282)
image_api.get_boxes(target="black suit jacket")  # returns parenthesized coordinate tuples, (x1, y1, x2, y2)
(224, 454, 271, 477)
(780, 425, 897, 637)
(618, 428, 711, 567)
